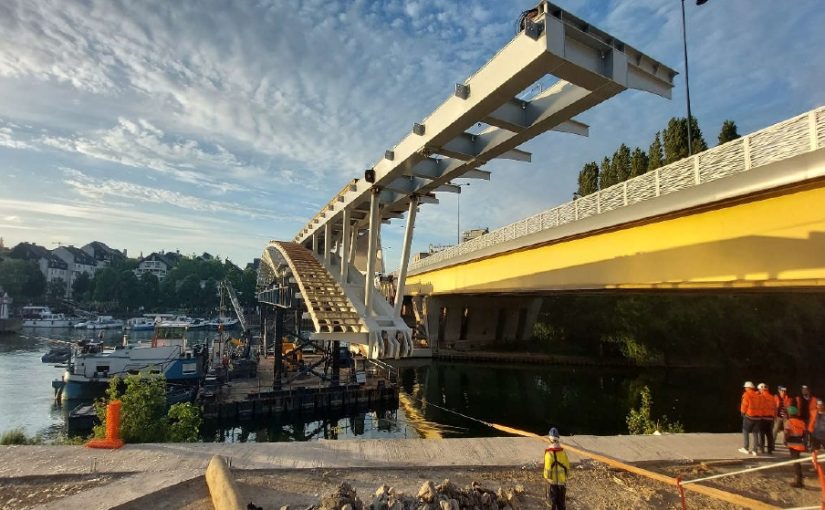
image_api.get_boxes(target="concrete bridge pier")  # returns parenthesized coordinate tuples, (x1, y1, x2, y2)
(423, 295, 542, 352)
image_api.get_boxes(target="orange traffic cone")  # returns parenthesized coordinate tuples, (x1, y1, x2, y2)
(86, 400, 125, 449)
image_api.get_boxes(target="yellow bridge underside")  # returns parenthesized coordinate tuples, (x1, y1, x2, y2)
(405, 182, 825, 294)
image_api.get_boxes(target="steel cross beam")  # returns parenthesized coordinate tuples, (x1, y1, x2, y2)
(294, 1, 675, 244)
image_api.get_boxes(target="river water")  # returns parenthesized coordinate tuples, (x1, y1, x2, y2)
(2, 329, 822, 442)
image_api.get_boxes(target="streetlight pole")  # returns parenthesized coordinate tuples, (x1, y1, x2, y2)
(680, 0, 693, 156)
(456, 183, 470, 244)
(680, 0, 707, 157)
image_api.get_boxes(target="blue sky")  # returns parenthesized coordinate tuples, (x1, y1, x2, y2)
(1, 0, 824, 268)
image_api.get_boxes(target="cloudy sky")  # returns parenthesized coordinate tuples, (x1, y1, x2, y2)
(1, 0, 824, 268)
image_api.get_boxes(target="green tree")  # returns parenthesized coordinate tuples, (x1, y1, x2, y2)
(577, 161, 600, 196)
(629, 147, 649, 178)
(139, 272, 160, 310)
(92, 268, 119, 303)
(116, 270, 141, 312)
(718, 119, 740, 145)
(72, 272, 93, 301)
(647, 132, 664, 171)
(177, 274, 202, 310)
(599, 156, 616, 188)
(610, 144, 632, 183)
(46, 278, 67, 304)
(238, 268, 258, 307)
(663, 116, 708, 164)
(0, 258, 45, 302)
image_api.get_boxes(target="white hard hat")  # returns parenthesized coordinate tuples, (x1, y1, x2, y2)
(757, 383, 767, 390)
(744, 381, 755, 389)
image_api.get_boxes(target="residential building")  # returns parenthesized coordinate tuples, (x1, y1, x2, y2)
(134, 252, 178, 280)
(52, 246, 98, 293)
(9, 242, 70, 289)
(82, 241, 126, 268)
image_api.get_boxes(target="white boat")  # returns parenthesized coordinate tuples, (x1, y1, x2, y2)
(21, 306, 79, 328)
(85, 316, 124, 330)
(54, 324, 207, 401)
(126, 317, 155, 331)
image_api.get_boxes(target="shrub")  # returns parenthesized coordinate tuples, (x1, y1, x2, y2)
(95, 373, 202, 443)
(626, 386, 684, 434)
(0, 428, 40, 445)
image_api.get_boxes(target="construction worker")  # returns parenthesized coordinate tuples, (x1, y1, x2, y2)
(797, 385, 818, 424)
(773, 385, 793, 442)
(739, 381, 760, 455)
(809, 399, 825, 451)
(784, 405, 808, 488)
(756, 383, 775, 454)
(544, 427, 570, 510)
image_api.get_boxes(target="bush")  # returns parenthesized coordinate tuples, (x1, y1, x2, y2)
(167, 403, 202, 442)
(0, 428, 39, 445)
(95, 373, 202, 443)
(626, 386, 684, 434)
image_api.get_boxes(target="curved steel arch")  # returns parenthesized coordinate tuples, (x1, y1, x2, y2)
(259, 241, 366, 335)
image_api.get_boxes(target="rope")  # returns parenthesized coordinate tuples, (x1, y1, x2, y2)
(682, 454, 825, 485)
(407, 394, 781, 510)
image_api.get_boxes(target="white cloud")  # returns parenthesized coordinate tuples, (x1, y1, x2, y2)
(59, 167, 300, 222)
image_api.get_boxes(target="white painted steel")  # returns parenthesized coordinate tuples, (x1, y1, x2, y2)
(408, 105, 825, 275)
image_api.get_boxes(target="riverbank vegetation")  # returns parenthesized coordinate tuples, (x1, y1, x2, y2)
(626, 386, 683, 434)
(94, 373, 202, 443)
(530, 293, 825, 369)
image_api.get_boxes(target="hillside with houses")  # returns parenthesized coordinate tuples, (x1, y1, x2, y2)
(0, 237, 259, 315)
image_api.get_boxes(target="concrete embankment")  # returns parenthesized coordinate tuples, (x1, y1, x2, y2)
(0, 433, 753, 509)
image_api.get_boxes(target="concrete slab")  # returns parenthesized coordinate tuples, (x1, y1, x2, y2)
(0, 433, 753, 480)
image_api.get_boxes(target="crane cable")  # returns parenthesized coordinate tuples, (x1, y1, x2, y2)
(408, 393, 780, 510)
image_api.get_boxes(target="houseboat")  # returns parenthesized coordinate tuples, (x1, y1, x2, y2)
(54, 323, 207, 401)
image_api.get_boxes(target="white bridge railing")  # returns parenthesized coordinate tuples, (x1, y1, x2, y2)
(409, 106, 825, 274)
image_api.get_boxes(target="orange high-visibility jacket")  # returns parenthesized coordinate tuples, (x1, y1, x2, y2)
(757, 390, 775, 419)
(741, 388, 759, 417)
(785, 417, 807, 452)
(774, 393, 793, 417)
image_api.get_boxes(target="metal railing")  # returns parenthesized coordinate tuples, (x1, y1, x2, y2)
(409, 106, 825, 273)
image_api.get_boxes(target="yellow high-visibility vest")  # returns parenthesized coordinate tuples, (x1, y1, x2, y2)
(544, 447, 570, 485)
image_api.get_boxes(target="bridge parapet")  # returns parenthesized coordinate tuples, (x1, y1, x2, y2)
(409, 106, 825, 275)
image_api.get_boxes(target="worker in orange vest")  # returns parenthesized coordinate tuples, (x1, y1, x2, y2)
(756, 383, 775, 454)
(739, 381, 760, 456)
(797, 385, 818, 424)
(809, 399, 825, 451)
(544, 427, 571, 510)
(773, 385, 793, 442)
(784, 405, 808, 488)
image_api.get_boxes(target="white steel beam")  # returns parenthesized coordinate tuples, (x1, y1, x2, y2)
(394, 196, 418, 317)
(364, 188, 380, 314)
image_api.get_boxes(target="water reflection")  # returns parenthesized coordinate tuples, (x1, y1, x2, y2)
(394, 360, 825, 436)
(205, 408, 415, 442)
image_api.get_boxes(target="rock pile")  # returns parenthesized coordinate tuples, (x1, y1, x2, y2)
(317, 480, 525, 510)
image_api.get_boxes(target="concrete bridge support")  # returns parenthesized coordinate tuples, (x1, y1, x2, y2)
(423, 295, 542, 352)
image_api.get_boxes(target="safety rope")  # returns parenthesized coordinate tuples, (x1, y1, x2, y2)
(681, 454, 824, 485)
(406, 393, 781, 510)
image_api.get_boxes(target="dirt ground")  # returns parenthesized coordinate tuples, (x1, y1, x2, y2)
(0, 473, 122, 509)
(0, 460, 821, 510)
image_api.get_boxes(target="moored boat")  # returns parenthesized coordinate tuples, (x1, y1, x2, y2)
(21, 306, 80, 328)
(126, 317, 155, 331)
(54, 324, 207, 401)
(84, 316, 124, 330)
